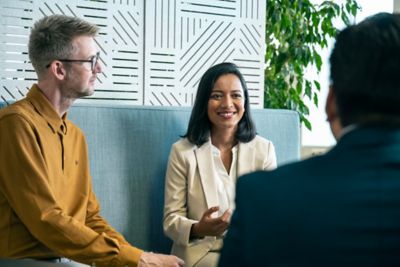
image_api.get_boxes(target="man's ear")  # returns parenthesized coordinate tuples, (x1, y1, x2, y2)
(49, 61, 66, 80)
(325, 86, 337, 123)
(326, 86, 342, 140)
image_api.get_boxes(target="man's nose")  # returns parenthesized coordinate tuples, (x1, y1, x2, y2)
(93, 60, 102, 73)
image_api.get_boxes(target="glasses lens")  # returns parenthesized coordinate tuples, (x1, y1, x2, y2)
(91, 52, 100, 71)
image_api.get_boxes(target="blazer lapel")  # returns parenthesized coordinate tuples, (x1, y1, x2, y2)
(237, 141, 256, 177)
(195, 140, 219, 209)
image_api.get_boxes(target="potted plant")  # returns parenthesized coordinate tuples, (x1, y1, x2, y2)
(264, 0, 361, 129)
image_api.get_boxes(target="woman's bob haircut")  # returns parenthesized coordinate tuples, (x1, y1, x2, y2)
(183, 62, 256, 146)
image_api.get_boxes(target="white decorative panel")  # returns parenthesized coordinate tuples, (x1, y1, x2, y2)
(0, 0, 33, 104)
(1, 0, 265, 107)
(144, 0, 266, 107)
(0, 0, 144, 104)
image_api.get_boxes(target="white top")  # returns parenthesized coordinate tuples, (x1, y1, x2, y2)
(211, 144, 238, 216)
(163, 136, 277, 267)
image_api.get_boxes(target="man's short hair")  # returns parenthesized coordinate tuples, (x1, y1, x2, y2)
(28, 15, 99, 77)
(330, 12, 400, 126)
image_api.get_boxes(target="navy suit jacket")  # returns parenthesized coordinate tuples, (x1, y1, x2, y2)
(219, 126, 400, 267)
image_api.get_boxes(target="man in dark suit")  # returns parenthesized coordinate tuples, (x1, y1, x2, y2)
(219, 12, 400, 267)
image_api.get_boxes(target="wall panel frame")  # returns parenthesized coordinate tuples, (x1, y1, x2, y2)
(0, 0, 266, 107)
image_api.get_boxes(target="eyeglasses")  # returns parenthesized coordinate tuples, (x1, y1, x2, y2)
(46, 52, 100, 71)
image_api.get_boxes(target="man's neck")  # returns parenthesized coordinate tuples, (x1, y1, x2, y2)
(36, 81, 75, 117)
(338, 124, 357, 139)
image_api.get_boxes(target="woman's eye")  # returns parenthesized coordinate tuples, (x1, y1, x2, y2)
(232, 94, 242, 99)
(210, 94, 222, 99)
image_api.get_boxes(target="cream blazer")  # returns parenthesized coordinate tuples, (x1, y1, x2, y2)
(163, 136, 277, 267)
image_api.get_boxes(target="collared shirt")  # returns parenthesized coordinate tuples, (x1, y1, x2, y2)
(211, 144, 238, 216)
(0, 84, 142, 267)
(339, 124, 358, 139)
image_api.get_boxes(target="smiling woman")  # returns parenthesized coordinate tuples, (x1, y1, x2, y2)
(162, 62, 278, 267)
(207, 73, 245, 134)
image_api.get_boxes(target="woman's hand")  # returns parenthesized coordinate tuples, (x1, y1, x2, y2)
(190, 206, 232, 238)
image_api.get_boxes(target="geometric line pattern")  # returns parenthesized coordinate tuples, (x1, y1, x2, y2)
(1, 0, 265, 108)
(145, 0, 266, 107)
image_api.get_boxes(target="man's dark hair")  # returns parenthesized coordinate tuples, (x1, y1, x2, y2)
(184, 62, 256, 146)
(330, 12, 400, 127)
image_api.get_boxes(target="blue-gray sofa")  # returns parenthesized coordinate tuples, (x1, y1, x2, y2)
(0, 102, 300, 253)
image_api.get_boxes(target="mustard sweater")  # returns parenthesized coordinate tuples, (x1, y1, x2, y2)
(0, 85, 142, 266)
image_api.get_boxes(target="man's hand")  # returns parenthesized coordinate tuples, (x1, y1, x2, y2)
(138, 252, 184, 267)
(191, 206, 232, 238)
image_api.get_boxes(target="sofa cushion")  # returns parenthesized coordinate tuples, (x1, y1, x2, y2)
(0, 101, 300, 253)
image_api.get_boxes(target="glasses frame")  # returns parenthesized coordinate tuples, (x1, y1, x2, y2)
(46, 52, 100, 71)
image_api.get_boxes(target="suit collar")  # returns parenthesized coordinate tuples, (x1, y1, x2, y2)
(330, 126, 400, 162)
(194, 139, 258, 209)
(237, 140, 256, 176)
(338, 125, 400, 148)
(195, 139, 219, 209)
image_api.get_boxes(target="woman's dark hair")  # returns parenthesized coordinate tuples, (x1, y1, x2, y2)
(183, 62, 256, 146)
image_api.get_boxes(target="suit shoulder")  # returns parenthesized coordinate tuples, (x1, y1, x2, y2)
(170, 138, 197, 156)
(245, 135, 274, 152)
(256, 154, 330, 185)
(172, 137, 195, 149)
(238, 170, 273, 185)
(252, 135, 273, 146)
(239, 154, 327, 183)
(235, 155, 333, 208)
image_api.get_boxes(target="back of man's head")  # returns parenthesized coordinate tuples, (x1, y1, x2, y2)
(28, 15, 99, 78)
(330, 12, 400, 127)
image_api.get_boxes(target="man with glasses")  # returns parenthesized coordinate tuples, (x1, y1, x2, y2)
(45, 52, 100, 71)
(0, 15, 183, 267)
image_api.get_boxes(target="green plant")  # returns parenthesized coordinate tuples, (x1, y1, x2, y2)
(264, 0, 360, 130)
